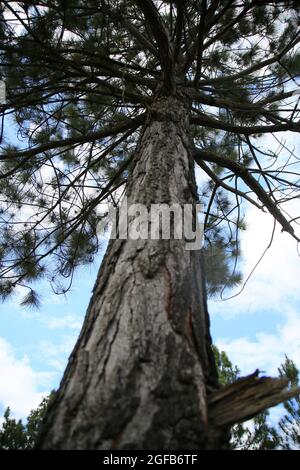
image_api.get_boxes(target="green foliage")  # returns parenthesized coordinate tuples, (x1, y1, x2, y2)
(19, 289, 42, 309)
(213, 346, 300, 449)
(278, 357, 300, 448)
(212, 345, 240, 385)
(0, 392, 55, 450)
(0, 1, 299, 300)
(280, 53, 300, 78)
(204, 238, 242, 298)
(0, 407, 28, 450)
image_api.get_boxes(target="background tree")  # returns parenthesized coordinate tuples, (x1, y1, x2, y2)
(278, 357, 300, 448)
(0, 392, 54, 450)
(0, 0, 300, 449)
(0, 407, 28, 450)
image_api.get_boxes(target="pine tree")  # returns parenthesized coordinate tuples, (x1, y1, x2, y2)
(0, 407, 28, 450)
(278, 357, 300, 448)
(0, 392, 54, 450)
(1, 0, 300, 449)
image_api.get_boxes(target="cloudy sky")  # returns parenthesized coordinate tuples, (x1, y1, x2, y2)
(1, 185, 300, 423)
(211, 201, 300, 375)
(0, 258, 100, 420)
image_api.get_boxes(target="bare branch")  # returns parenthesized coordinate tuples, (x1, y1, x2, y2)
(194, 147, 298, 238)
(133, 0, 174, 90)
(197, 158, 264, 210)
(0, 115, 145, 162)
(209, 370, 300, 428)
(120, 18, 159, 57)
(191, 112, 300, 135)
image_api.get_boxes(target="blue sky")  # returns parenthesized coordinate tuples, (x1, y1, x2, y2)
(0, 256, 103, 419)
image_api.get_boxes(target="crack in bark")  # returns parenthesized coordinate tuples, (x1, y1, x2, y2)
(162, 265, 173, 320)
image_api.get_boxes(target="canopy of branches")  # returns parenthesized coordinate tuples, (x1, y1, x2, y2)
(0, 0, 299, 303)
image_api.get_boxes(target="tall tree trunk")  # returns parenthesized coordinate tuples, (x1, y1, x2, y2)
(37, 95, 220, 450)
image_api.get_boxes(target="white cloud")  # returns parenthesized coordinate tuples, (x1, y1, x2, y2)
(212, 201, 300, 378)
(36, 335, 78, 372)
(216, 309, 300, 377)
(208, 130, 300, 380)
(210, 198, 300, 317)
(0, 337, 51, 420)
(15, 307, 83, 331)
(39, 314, 82, 330)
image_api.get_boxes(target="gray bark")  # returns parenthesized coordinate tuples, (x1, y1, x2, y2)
(37, 96, 219, 450)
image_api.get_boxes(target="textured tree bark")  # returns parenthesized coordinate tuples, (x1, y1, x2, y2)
(37, 95, 219, 450)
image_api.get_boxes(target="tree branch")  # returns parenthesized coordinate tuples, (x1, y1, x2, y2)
(203, 0, 255, 50)
(208, 369, 300, 428)
(192, 95, 287, 125)
(193, 0, 207, 84)
(194, 147, 298, 238)
(133, 0, 174, 91)
(199, 32, 300, 86)
(191, 112, 300, 135)
(173, 0, 187, 60)
(120, 18, 159, 57)
(197, 158, 264, 210)
(0, 115, 145, 161)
